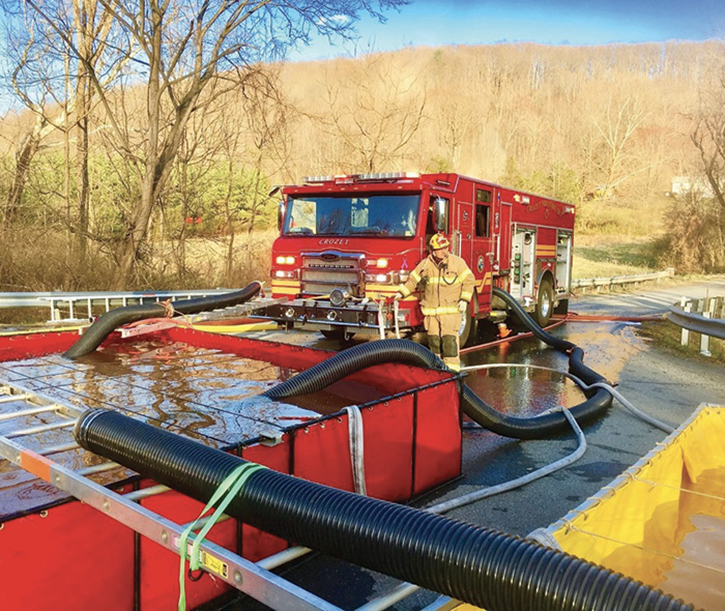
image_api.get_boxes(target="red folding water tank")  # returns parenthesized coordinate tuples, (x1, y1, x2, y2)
(0, 327, 462, 610)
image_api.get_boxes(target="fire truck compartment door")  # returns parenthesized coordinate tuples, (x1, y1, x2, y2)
(470, 187, 495, 310)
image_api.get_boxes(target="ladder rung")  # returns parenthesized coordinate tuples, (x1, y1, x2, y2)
(124, 484, 170, 501)
(181, 513, 233, 530)
(0, 404, 62, 421)
(356, 583, 421, 611)
(0, 394, 32, 404)
(257, 546, 312, 570)
(76, 462, 121, 476)
(5, 419, 76, 438)
(40, 441, 80, 455)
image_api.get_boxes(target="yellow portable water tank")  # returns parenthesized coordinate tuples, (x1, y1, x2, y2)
(545, 404, 725, 610)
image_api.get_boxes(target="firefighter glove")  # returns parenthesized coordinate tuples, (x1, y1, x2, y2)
(457, 300, 467, 313)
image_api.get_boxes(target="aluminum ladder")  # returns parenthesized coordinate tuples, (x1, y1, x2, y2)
(0, 380, 458, 611)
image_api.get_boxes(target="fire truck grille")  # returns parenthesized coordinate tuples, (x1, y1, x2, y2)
(301, 254, 363, 295)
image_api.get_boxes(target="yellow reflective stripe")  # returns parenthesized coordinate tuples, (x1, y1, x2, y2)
(273, 288, 300, 295)
(460, 291, 473, 301)
(410, 270, 422, 283)
(459, 269, 473, 281)
(272, 280, 301, 288)
(421, 306, 460, 316)
(478, 272, 492, 290)
(272, 280, 301, 296)
(399, 286, 412, 297)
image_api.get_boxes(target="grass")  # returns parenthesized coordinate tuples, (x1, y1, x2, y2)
(573, 236, 664, 279)
(637, 319, 725, 366)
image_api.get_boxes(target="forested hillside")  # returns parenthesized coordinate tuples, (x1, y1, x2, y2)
(1, 39, 724, 291)
(277, 42, 719, 232)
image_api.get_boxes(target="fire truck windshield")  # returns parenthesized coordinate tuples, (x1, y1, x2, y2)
(283, 194, 420, 237)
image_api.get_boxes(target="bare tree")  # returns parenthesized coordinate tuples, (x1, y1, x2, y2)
(2, 0, 123, 251)
(692, 68, 725, 211)
(689, 59, 725, 265)
(590, 93, 650, 199)
(321, 53, 426, 172)
(17, 0, 405, 287)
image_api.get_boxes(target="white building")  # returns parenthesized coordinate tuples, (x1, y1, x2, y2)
(669, 176, 716, 198)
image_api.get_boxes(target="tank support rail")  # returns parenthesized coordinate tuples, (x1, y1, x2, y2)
(0, 380, 458, 611)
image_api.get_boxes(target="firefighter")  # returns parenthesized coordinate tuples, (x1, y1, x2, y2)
(394, 233, 475, 371)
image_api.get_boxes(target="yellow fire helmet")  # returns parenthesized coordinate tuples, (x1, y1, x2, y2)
(429, 233, 450, 250)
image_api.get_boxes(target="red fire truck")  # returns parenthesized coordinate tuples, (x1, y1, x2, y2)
(260, 172, 575, 344)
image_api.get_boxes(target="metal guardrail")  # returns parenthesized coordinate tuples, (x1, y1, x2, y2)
(572, 268, 675, 291)
(667, 296, 725, 355)
(0, 289, 231, 322)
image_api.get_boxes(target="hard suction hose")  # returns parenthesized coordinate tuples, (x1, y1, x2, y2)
(74, 409, 691, 611)
(264, 287, 612, 440)
(63, 281, 262, 359)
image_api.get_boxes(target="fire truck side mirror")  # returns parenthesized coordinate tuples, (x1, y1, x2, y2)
(277, 201, 286, 232)
(433, 197, 449, 232)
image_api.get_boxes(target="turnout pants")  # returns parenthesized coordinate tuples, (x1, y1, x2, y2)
(424, 313, 461, 371)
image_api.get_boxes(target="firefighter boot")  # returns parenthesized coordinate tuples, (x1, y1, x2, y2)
(427, 334, 442, 358)
(441, 334, 460, 371)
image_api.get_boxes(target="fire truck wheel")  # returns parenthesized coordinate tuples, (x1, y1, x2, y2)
(535, 278, 554, 327)
(459, 304, 478, 347)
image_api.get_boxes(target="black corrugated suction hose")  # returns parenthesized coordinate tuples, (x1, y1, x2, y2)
(74, 408, 692, 611)
(264, 288, 612, 439)
(263, 338, 446, 399)
(63, 282, 262, 359)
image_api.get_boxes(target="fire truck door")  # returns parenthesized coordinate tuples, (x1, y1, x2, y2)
(497, 199, 513, 278)
(471, 186, 495, 310)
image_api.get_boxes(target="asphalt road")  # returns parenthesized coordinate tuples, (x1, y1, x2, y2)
(215, 276, 725, 611)
(569, 274, 725, 316)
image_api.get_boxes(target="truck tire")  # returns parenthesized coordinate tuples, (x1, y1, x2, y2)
(459, 303, 478, 347)
(535, 277, 554, 327)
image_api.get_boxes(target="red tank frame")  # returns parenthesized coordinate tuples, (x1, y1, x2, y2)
(0, 328, 461, 610)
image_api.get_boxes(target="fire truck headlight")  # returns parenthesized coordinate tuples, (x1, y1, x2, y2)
(274, 270, 297, 279)
(365, 273, 391, 284)
(275, 256, 296, 265)
(375, 258, 389, 269)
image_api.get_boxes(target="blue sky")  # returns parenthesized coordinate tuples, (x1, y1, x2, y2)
(290, 0, 725, 61)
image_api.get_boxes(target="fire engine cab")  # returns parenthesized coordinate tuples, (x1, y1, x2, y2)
(259, 172, 575, 344)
